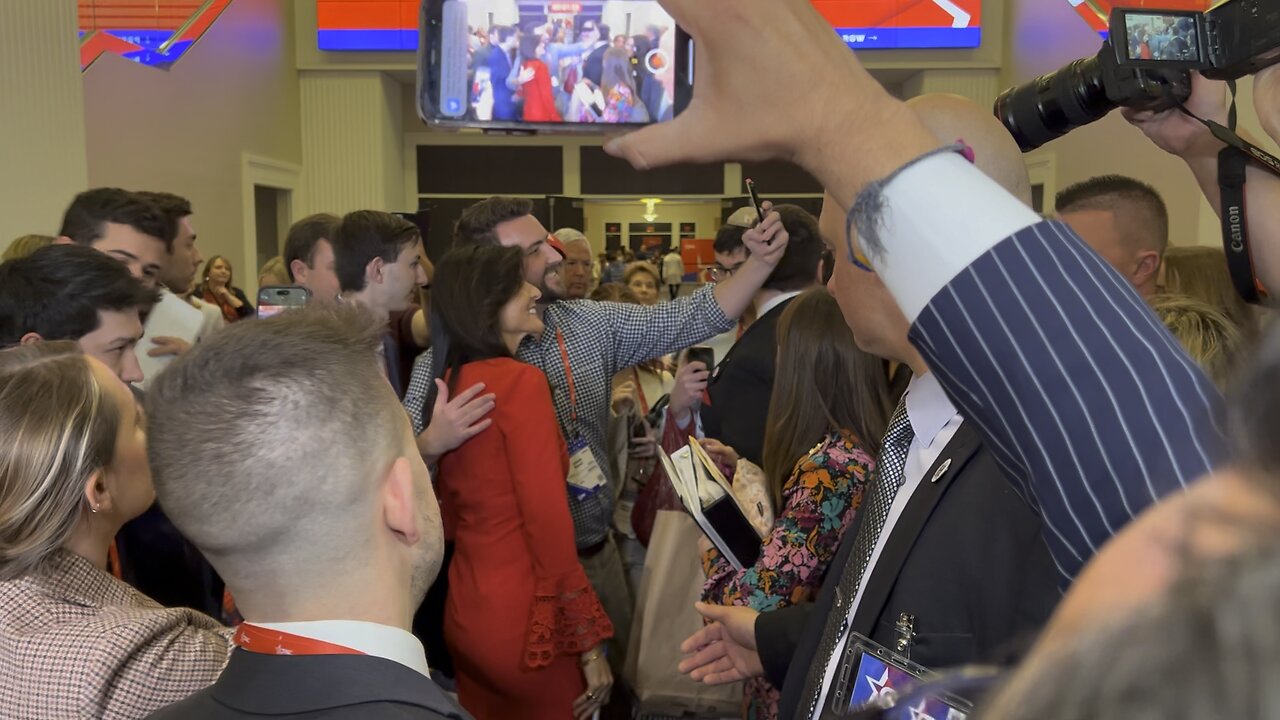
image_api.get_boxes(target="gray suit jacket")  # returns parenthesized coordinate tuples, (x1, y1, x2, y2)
(147, 650, 473, 719)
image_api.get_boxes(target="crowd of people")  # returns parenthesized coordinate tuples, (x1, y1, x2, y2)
(465, 15, 674, 124)
(1, 1, 1279, 719)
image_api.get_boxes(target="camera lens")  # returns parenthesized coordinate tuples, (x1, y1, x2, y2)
(995, 56, 1114, 152)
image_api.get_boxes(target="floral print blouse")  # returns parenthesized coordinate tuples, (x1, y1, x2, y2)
(701, 429, 875, 720)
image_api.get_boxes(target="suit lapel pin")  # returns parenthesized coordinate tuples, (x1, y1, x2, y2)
(930, 458, 952, 483)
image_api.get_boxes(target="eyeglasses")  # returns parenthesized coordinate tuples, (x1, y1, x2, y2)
(708, 264, 743, 283)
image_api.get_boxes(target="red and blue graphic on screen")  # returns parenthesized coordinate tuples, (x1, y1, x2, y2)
(79, 0, 231, 70)
(316, 0, 981, 52)
(849, 652, 968, 720)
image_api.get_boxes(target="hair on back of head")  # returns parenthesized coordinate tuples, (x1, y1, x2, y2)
(135, 191, 193, 245)
(763, 205, 824, 292)
(331, 210, 421, 294)
(58, 188, 176, 252)
(144, 303, 401, 583)
(284, 214, 341, 282)
(761, 289, 891, 508)
(0, 245, 159, 348)
(714, 225, 747, 257)
(1149, 293, 1243, 390)
(454, 197, 534, 248)
(2, 234, 54, 262)
(423, 244, 526, 424)
(1056, 175, 1169, 254)
(0, 342, 119, 581)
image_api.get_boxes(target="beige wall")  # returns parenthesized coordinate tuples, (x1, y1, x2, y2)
(82, 0, 302, 285)
(0, 0, 88, 253)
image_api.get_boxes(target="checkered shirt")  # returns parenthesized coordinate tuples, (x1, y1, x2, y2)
(404, 287, 733, 548)
(0, 550, 234, 719)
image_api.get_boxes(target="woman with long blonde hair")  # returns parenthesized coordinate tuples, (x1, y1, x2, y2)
(0, 343, 231, 719)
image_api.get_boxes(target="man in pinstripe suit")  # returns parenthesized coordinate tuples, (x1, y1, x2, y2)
(606, 1, 1229, 715)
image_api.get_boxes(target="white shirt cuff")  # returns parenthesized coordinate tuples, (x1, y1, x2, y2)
(867, 153, 1042, 321)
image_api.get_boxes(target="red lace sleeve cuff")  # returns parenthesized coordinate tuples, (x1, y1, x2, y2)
(524, 573, 615, 669)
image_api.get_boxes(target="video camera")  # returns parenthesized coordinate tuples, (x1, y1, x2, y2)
(996, 0, 1280, 152)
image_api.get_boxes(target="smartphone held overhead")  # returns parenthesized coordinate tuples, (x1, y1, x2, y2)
(257, 286, 312, 320)
(418, 0, 692, 134)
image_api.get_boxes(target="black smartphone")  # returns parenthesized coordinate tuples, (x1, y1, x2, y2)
(685, 346, 715, 371)
(257, 286, 311, 319)
(745, 178, 765, 225)
(417, 0, 694, 134)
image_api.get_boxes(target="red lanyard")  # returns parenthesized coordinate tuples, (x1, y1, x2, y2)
(234, 624, 366, 657)
(632, 367, 650, 415)
(555, 328, 577, 422)
(106, 540, 122, 580)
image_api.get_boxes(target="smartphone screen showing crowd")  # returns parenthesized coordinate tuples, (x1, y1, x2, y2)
(418, 0, 690, 133)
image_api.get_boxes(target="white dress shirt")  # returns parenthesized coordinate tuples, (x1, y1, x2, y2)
(813, 371, 963, 717)
(867, 152, 1040, 322)
(747, 286, 798, 317)
(251, 620, 432, 678)
(136, 289, 206, 390)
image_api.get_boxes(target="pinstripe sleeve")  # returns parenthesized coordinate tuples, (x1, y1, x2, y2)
(907, 223, 1228, 580)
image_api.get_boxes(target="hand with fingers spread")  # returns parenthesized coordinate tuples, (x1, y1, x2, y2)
(604, 0, 938, 204)
(574, 644, 613, 720)
(678, 602, 764, 684)
(417, 380, 496, 461)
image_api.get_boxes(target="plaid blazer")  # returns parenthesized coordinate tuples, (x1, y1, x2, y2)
(0, 550, 234, 719)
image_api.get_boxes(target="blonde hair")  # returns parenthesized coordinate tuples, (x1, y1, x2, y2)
(2, 234, 55, 262)
(0, 342, 120, 580)
(1163, 246, 1257, 342)
(258, 255, 289, 287)
(1150, 293, 1244, 390)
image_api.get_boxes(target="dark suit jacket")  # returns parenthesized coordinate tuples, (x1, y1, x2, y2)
(583, 43, 608, 87)
(148, 650, 472, 719)
(484, 47, 517, 121)
(755, 423, 1061, 719)
(702, 297, 792, 466)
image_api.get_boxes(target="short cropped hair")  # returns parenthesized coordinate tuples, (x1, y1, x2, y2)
(332, 211, 421, 293)
(284, 213, 340, 281)
(1056, 175, 1169, 254)
(623, 262, 660, 288)
(58, 188, 175, 252)
(714, 225, 747, 256)
(0, 245, 159, 348)
(1149, 294, 1243, 390)
(145, 304, 403, 586)
(553, 228, 591, 252)
(454, 197, 534, 247)
(764, 205, 824, 292)
(135, 191, 193, 244)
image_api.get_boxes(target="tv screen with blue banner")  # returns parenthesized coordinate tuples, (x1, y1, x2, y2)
(317, 0, 981, 52)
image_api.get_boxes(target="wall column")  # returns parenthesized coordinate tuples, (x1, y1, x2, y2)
(299, 70, 405, 216)
(0, 0, 88, 250)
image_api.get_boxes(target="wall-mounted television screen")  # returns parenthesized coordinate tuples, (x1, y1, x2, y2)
(316, 0, 980, 52)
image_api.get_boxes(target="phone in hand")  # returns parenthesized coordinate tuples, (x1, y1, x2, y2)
(417, 0, 694, 134)
(745, 178, 765, 224)
(684, 346, 715, 371)
(257, 286, 311, 319)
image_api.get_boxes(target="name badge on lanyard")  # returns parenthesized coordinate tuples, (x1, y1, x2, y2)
(558, 328, 608, 500)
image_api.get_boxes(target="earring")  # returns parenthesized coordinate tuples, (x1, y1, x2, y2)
(90, 503, 100, 514)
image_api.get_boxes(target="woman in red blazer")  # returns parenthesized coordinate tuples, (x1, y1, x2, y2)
(425, 245, 613, 720)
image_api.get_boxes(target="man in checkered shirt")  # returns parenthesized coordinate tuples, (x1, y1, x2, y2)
(403, 196, 790, 660)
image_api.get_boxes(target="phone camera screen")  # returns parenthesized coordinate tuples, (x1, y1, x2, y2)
(437, 0, 677, 126)
(1123, 13, 1201, 63)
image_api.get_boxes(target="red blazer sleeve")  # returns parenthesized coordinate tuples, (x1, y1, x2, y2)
(500, 364, 613, 669)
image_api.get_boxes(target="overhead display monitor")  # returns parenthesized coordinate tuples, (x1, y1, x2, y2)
(316, 0, 981, 52)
